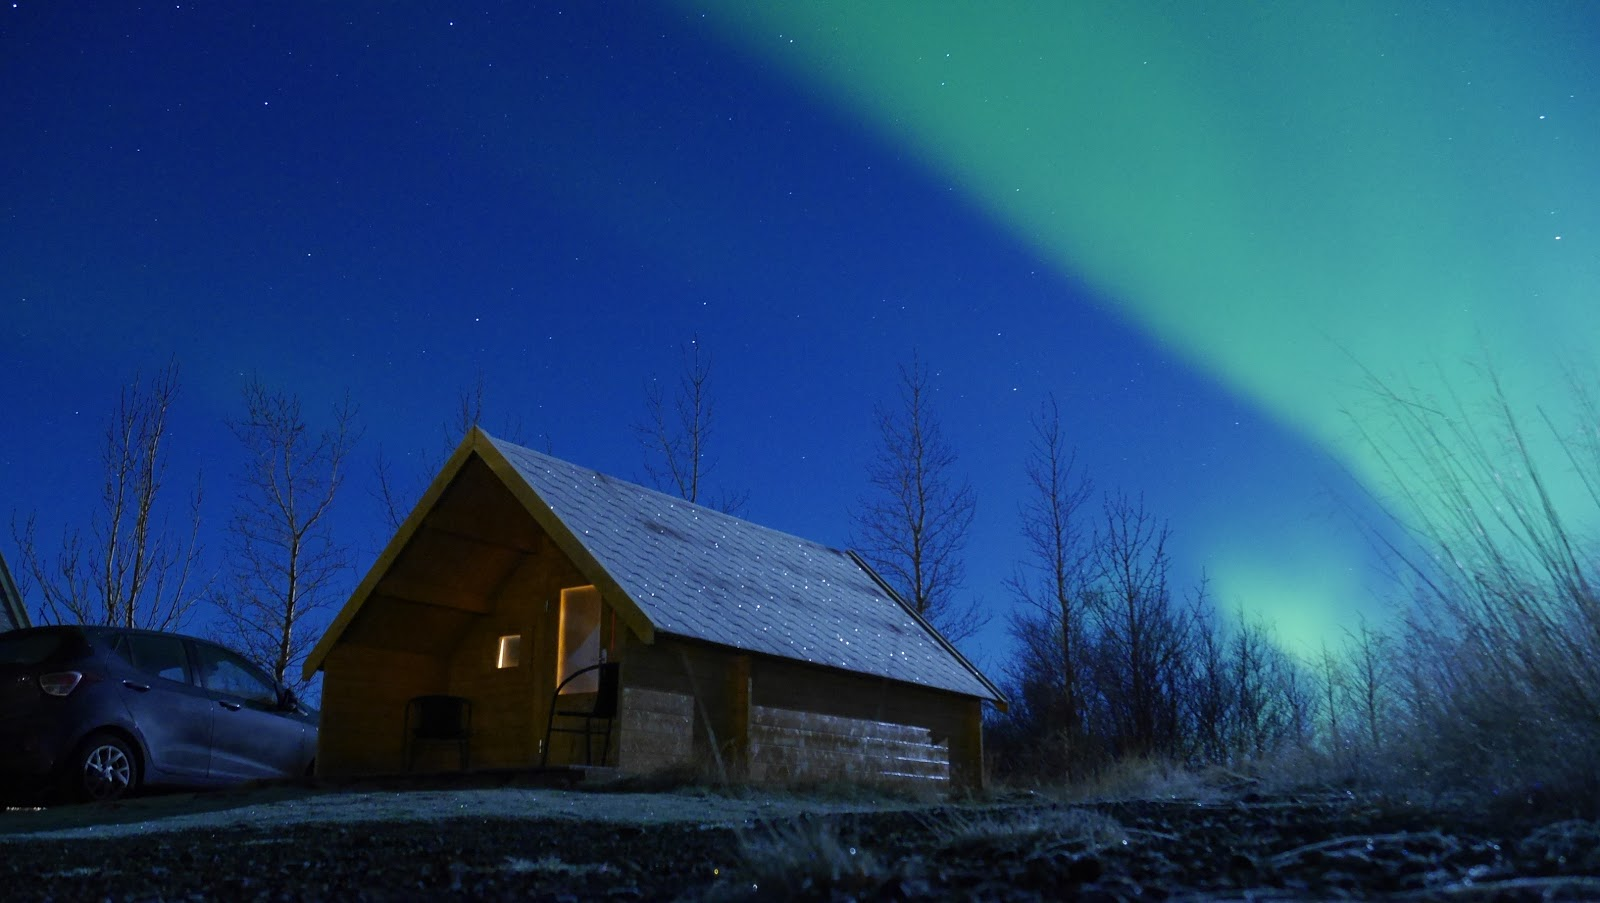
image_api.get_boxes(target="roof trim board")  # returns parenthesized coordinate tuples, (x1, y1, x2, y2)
(847, 549, 1004, 707)
(0, 549, 28, 631)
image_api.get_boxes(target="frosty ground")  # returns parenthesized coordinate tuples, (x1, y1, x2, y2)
(3, 775, 1599, 900)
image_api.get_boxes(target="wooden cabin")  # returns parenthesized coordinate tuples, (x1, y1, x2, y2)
(0, 549, 28, 632)
(303, 429, 1004, 790)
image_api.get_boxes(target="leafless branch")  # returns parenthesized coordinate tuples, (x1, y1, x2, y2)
(216, 378, 361, 690)
(10, 362, 205, 629)
(636, 336, 748, 515)
(852, 353, 982, 643)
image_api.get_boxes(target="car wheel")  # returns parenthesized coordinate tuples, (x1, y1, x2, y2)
(69, 733, 139, 803)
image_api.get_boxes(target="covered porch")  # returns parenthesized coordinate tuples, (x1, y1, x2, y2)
(314, 453, 633, 776)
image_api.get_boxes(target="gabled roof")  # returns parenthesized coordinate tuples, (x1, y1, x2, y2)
(0, 549, 29, 632)
(307, 429, 1001, 703)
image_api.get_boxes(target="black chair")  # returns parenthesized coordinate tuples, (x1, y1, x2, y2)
(404, 694, 472, 772)
(540, 662, 620, 767)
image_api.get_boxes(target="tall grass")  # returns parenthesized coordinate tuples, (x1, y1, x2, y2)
(1353, 362, 1600, 816)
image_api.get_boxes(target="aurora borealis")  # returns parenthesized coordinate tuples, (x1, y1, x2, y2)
(685, 1, 1600, 644)
(3, 3, 1596, 665)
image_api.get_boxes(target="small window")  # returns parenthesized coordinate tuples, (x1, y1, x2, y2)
(496, 634, 521, 669)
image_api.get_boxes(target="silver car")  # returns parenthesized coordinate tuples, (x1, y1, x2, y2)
(0, 625, 317, 803)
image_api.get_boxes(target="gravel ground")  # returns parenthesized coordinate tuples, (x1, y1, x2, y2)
(3, 777, 1598, 900)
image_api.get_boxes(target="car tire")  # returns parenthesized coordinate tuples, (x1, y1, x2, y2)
(67, 732, 140, 803)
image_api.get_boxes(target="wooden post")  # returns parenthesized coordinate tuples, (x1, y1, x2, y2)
(952, 698, 986, 794)
(727, 654, 751, 782)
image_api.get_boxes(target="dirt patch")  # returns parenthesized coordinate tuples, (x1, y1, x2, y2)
(4, 781, 1599, 900)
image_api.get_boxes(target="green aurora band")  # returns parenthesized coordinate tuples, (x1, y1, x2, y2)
(687, 1, 1600, 648)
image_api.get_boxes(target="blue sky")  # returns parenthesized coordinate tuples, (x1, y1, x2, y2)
(5, 3, 1596, 674)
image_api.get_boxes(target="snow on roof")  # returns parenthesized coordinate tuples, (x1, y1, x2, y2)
(487, 434, 1000, 702)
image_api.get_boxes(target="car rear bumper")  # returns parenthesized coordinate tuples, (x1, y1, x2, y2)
(0, 715, 74, 780)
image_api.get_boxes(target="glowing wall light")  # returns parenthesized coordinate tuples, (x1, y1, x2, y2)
(496, 634, 521, 669)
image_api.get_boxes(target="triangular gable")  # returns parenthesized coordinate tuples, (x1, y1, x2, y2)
(303, 428, 657, 679)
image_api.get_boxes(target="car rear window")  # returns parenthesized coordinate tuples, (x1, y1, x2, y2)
(0, 629, 81, 666)
(119, 633, 193, 684)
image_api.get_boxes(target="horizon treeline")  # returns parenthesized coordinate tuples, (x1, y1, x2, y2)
(7, 350, 1597, 819)
(989, 363, 1600, 822)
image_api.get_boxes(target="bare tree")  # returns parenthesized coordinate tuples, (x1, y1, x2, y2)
(1185, 584, 1232, 763)
(11, 363, 204, 629)
(1005, 396, 1095, 769)
(993, 611, 1092, 778)
(1316, 639, 1347, 754)
(1088, 491, 1193, 757)
(373, 372, 533, 531)
(1227, 609, 1310, 758)
(1342, 615, 1391, 752)
(1276, 648, 1321, 752)
(216, 379, 359, 690)
(853, 354, 983, 642)
(637, 337, 747, 514)
(371, 447, 413, 534)
(1228, 609, 1274, 757)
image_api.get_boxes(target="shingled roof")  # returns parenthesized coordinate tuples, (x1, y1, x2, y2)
(307, 429, 1000, 703)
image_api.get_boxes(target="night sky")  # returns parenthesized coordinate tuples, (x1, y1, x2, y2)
(5, 3, 1597, 674)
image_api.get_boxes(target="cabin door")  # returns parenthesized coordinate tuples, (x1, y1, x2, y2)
(542, 585, 608, 765)
(556, 585, 603, 692)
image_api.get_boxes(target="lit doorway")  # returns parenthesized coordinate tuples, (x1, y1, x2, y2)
(557, 585, 602, 693)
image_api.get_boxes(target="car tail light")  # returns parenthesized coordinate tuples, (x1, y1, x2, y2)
(38, 671, 85, 696)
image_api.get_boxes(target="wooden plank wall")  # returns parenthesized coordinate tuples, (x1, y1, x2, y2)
(617, 686, 693, 771)
(317, 517, 593, 775)
(615, 636, 985, 791)
(750, 656, 967, 790)
(438, 555, 541, 770)
(318, 645, 444, 776)
(748, 705, 949, 785)
(615, 634, 732, 778)
(440, 540, 592, 770)
(323, 617, 986, 788)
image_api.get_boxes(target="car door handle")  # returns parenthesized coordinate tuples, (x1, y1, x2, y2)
(217, 700, 242, 711)
(122, 680, 151, 692)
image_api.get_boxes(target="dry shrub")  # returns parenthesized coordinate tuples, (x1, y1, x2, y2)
(705, 815, 912, 901)
(1057, 756, 1219, 802)
(705, 806, 1125, 900)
